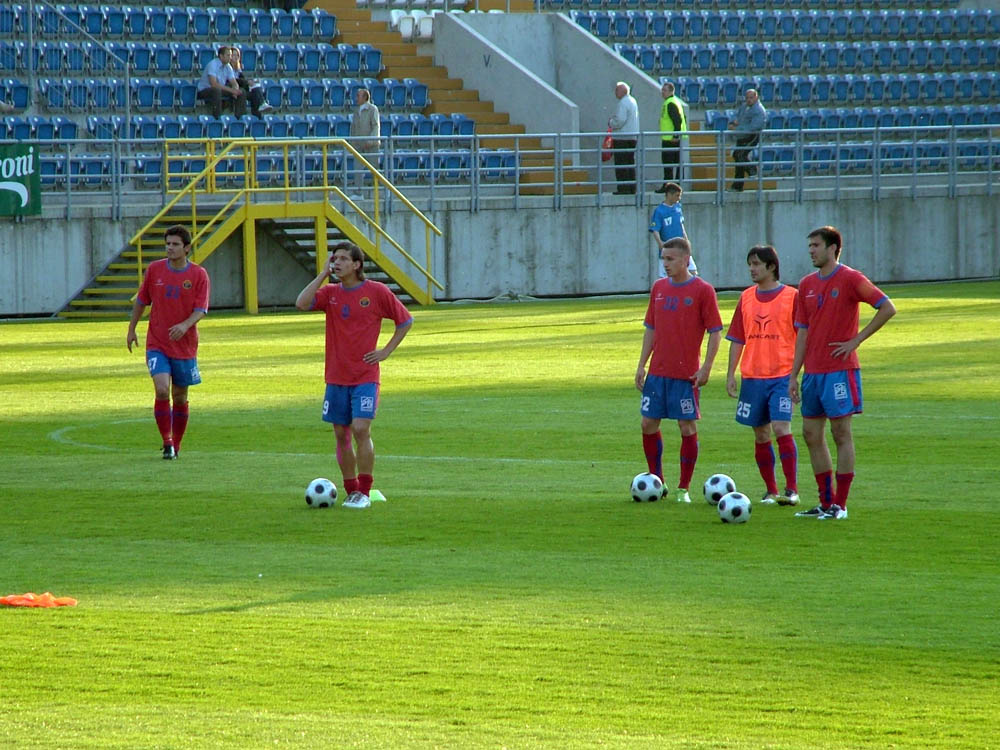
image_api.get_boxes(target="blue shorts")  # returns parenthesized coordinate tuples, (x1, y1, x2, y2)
(322, 382, 380, 425)
(801, 370, 863, 419)
(736, 375, 793, 427)
(146, 350, 201, 387)
(641, 374, 700, 421)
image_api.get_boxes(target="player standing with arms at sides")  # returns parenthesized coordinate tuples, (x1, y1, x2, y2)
(636, 237, 723, 503)
(126, 225, 210, 460)
(790, 226, 896, 520)
(295, 242, 413, 509)
(725, 245, 800, 506)
(648, 182, 698, 278)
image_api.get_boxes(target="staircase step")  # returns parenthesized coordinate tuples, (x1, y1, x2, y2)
(69, 299, 135, 307)
(83, 287, 137, 295)
(57, 311, 133, 319)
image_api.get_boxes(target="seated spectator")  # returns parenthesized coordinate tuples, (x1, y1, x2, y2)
(229, 46, 271, 119)
(197, 46, 246, 119)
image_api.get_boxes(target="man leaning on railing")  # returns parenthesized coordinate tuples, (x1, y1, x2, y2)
(728, 89, 767, 193)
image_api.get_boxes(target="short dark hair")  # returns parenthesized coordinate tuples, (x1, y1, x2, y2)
(808, 226, 842, 259)
(164, 224, 192, 252)
(664, 182, 682, 197)
(663, 237, 691, 256)
(331, 241, 365, 280)
(747, 244, 780, 281)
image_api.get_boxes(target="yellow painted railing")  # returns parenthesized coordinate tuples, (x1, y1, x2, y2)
(128, 138, 444, 306)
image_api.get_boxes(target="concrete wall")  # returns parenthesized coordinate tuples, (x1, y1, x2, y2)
(2, 191, 998, 315)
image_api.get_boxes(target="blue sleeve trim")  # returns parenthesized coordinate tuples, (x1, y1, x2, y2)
(725, 335, 745, 344)
(794, 322, 808, 329)
(644, 322, 654, 330)
(707, 325, 724, 333)
(397, 318, 413, 328)
(872, 295, 888, 308)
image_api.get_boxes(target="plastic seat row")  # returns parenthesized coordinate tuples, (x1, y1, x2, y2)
(0, 114, 79, 140)
(758, 140, 997, 178)
(79, 111, 475, 142)
(554, 0, 956, 11)
(34, 75, 431, 113)
(616, 39, 999, 76)
(704, 104, 1000, 132)
(669, 72, 1000, 109)
(0, 41, 382, 78)
(0, 5, 336, 43)
(571, 7, 994, 41)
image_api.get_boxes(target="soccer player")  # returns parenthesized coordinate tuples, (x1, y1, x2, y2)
(126, 225, 210, 460)
(790, 226, 897, 520)
(636, 237, 723, 503)
(648, 182, 698, 277)
(295, 242, 413, 509)
(725, 245, 800, 506)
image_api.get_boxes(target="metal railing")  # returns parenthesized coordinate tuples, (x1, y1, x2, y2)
(9, 123, 998, 217)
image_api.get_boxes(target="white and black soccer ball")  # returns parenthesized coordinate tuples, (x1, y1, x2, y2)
(717, 492, 752, 524)
(703, 473, 736, 505)
(305, 478, 338, 508)
(630, 472, 665, 502)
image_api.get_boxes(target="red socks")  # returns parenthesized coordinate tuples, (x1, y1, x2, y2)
(776, 433, 798, 492)
(343, 477, 360, 495)
(642, 431, 663, 480)
(358, 474, 374, 495)
(154, 398, 172, 446)
(754, 441, 778, 495)
(678, 433, 698, 490)
(171, 402, 189, 452)
(815, 470, 833, 507)
(835, 472, 854, 508)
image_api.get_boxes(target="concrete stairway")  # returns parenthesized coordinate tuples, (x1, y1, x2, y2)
(320, 0, 594, 195)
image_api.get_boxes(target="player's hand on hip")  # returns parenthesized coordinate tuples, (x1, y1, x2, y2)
(829, 338, 858, 358)
(363, 348, 387, 364)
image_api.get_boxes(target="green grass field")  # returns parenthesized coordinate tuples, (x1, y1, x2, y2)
(1, 281, 998, 749)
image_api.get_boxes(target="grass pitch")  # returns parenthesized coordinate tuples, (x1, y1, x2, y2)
(1, 281, 998, 749)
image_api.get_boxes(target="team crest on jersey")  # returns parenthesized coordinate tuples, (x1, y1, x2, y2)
(831, 288, 840, 298)
(182, 280, 193, 289)
(359, 297, 371, 307)
(684, 297, 693, 306)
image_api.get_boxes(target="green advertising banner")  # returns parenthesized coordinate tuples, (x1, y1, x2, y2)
(0, 143, 41, 217)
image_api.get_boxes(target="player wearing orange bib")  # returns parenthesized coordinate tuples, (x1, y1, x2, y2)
(725, 245, 800, 506)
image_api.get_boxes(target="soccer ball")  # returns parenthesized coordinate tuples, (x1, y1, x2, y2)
(305, 478, 338, 508)
(630, 472, 665, 502)
(717, 492, 752, 524)
(703, 473, 736, 505)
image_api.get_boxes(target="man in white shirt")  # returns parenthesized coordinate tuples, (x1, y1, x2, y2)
(197, 46, 246, 119)
(349, 88, 380, 193)
(608, 81, 640, 195)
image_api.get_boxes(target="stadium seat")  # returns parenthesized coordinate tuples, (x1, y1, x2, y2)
(313, 8, 336, 40)
(405, 78, 428, 108)
(339, 44, 361, 75)
(250, 7, 273, 39)
(271, 9, 294, 41)
(276, 43, 299, 75)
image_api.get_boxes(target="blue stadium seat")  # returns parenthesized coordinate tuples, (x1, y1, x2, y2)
(130, 114, 158, 139)
(359, 44, 382, 76)
(192, 42, 215, 70)
(698, 76, 720, 106)
(39, 41, 63, 74)
(684, 10, 706, 39)
(306, 113, 330, 138)
(646, 10, 666, 40)
(276, 43, 299, 75)
(146, 5, 168, 38)
(187, 7, 210, 40)
(123, 6, 146, 38)
(127, 41, 152, 74)
(250, 7, 273, 39)
(405, 78, 428, 108)
(313, 8, 336, 40)
(169, 42, 194, 74)
(291, 8, 314, 39)
(608, 11, 630, 41)
(678, 76, 700, 106)
(325, 78, 346, 109)
(297, 43, 320, 74)
(149, 43, 173, 75)
(329, 113, 350, 138)
(173, 78, 197, 111)
(131, 78, 156, 112)
(271, 9, 294, 41)
(262, 79, 282, 109)
(255, 43, 279, 75)
(163, 5, 189, 37)
(317, 42, 339, 75)
(338, 44, 361, 75)
(156, 114, 182, 139)
(207, 7, 232, 39)
(301, 78, 325, 109)
(628, 10, 648, 39)
(703, 109, 728, 131)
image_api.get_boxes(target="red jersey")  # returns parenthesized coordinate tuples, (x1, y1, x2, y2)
(137, 258, 210, 359)
(644, 276, 723, 379)
(726, 284, 797, 378)
(794, 264, 888, 374)
(312, 279, 412, 386)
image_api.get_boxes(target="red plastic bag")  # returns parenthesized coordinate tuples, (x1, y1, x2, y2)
(601, 129, 614, 162)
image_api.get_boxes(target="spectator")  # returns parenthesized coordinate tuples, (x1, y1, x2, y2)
(655, 82, 686, 192)
(197, 46, 246, 119)
(728, 88, 767, 192)
(229, 46, 271, 119)
(349, 88, 380, 193)
(608, 81, 639, 195)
